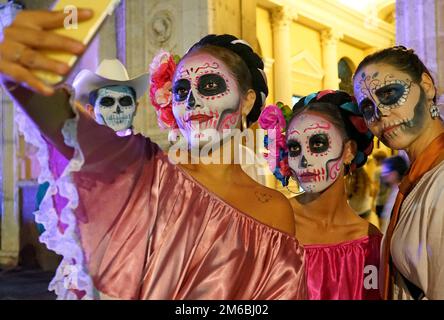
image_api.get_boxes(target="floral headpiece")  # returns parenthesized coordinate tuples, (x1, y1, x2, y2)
(149, 50, 181, 136)
(258, 102, 293, 186)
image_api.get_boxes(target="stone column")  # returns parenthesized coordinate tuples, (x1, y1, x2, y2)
(321, 29, 343, 90)
(396, 0, 444, 108)
(271, 6, 294, 105)
(240, 0, 257, 51)
(121, 0, 210, 150)
(122, 0, 178, 150)
(436, 0, 444, 108)
(0, 93, 19, 267)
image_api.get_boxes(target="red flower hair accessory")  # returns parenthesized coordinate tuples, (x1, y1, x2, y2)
(149, 50, 181, 129)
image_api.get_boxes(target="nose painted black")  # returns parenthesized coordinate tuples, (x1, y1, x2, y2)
(299, 155, 308, 168)
(115, 105, 122, 114)
(187, 91, 196, 110)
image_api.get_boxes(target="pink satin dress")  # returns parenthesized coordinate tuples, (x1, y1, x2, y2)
(304, 234, 382, 300)
(43, 106, 307, 300)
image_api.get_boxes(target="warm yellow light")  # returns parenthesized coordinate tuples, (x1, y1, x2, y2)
(337, 0, 372, 12)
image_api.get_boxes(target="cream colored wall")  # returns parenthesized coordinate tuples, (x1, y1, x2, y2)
(290, 22, 323, 96)
(337, 41, 364, 70)
(256, 3, 395, 99)
(256, 13, 366, 98)
(256, 6, 275, 104)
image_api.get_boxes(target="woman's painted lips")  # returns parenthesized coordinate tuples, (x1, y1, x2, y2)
(298, 172, 320, 183)
(382, 124, 402, 135)
(186, 114, 214, 123)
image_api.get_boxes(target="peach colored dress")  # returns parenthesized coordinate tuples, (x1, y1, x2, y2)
(25, 101, 307, 300)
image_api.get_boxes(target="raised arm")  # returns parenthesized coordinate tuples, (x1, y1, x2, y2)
(0, 9, 93, 158)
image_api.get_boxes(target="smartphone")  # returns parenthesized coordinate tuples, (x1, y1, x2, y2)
(33, 0, 121, 85)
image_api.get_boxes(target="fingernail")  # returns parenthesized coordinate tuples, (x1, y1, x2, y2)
(73, 42, 86, 53)
(80, 9, 93, 16)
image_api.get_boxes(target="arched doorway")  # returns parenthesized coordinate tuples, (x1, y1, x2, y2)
(338, 57, 355, 95)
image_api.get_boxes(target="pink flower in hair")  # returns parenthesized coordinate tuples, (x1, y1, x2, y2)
(258, 105, 286, 131)
(149, 50, 180, 129)
(154, 81, 172, 108)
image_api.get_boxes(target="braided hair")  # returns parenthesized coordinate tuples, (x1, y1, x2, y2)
(290, 90, 374, 173)
(354, 45, 437, 103)
(184, 34, 268, 126)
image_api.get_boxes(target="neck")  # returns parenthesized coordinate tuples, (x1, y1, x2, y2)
(182, 133, 247, 180)
(116, 128, 133, 137)
(295, 175, 352, 225)
(405, 118, 444, 163)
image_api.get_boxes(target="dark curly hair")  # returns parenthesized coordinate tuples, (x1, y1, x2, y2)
(290, 90, 374, 173)
(182, 34, 268, 126)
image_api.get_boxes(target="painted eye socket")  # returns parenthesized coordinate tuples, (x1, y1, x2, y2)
(309, 134, 329, 153)
(287, 140, 301, 157)
(376, 84, 405, 105)
(99, 97, 115, 107)
(119, 96, 133, 106)
(359, 98, 376, 122)
(198, 74, 227, 96)
(173, 79, 191, 102)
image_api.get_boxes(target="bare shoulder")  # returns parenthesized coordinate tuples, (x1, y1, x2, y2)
(250, 185, 295, 235)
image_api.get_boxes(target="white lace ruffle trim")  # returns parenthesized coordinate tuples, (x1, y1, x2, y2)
(15, 86, 95, 300)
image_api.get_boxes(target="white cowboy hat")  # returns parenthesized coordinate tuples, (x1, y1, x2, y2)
(73, 59, 149, 105)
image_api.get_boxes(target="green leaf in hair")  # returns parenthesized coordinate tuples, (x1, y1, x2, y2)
(173, 55, 181, 64)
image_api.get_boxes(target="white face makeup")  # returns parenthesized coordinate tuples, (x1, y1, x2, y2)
(353, 64, 427, 150)
(172, 53, 242, 149)
(287, 113, 344, 193)
(94, 86, 136, 132)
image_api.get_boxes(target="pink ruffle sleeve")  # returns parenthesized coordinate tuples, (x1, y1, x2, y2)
(41, 95, 307, 300)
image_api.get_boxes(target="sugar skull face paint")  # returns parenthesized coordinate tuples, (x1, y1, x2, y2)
(353, 64, 427, 150)
(172, 53, 241, 148)
(94, 86, 136, 132)
(287, 113, 344, 193)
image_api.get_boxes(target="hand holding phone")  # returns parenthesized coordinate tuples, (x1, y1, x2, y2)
(33, 0, 121, 86)
(0, 9, 90, 95)
(0, 0, 120, 96)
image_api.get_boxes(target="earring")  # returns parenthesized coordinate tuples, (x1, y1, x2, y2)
(241, 114, 248, 131)
(430, 103, 440, 119)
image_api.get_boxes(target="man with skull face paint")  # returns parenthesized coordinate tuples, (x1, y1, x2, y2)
(16, 58, 148, 290)
(354, 46, 444, 300)
(74, 58, 146, 136)
(0, 12, 307, 300)
(260, 90, 381, 300)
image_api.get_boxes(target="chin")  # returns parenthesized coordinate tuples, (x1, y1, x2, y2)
(187, 129, 225, 149)
(379, 134, 416, 150)
(300, 183, 329, 194)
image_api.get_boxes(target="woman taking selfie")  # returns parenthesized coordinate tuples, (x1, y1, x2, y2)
(0, 9, 306, 300)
